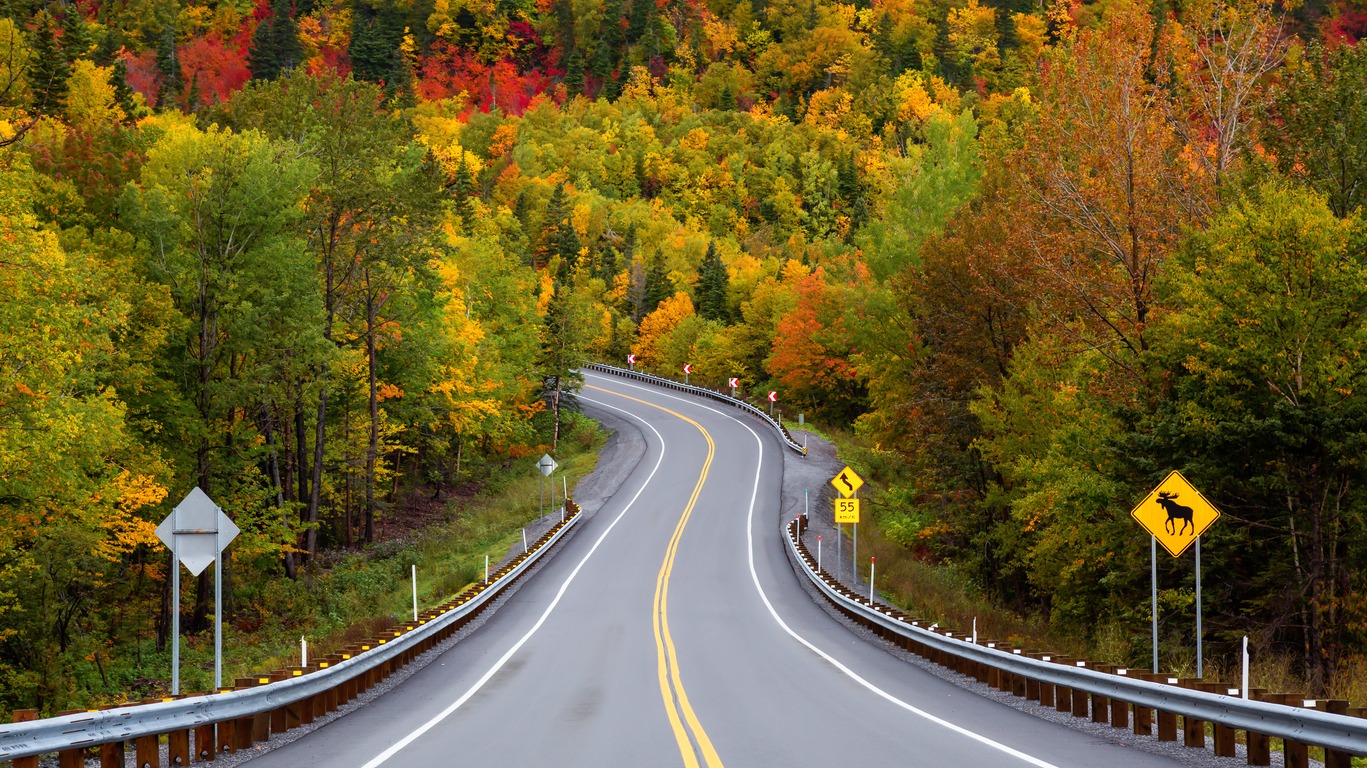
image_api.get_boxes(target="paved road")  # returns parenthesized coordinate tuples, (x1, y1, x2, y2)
(245, 371, 1187, 767)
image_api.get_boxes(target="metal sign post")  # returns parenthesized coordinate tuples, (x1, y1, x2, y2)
(171, 508, 179, 695)
(537, 454, 558, 519)
(1131, 470, 1221, 677)
(1151, 535, 1159, 674)
(1196, 537, 1203, 678)
(156, 487, 239, 694)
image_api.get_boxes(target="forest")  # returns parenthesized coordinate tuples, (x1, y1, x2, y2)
(2, 0, 1367, 716)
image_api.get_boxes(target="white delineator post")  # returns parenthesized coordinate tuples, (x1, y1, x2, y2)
(522, 528, 528, 554)
(869, 557, 875, 602)
(412, 565, 418, 622)
(485, 555, 489, 585)
(817, 535, 822, 573)
(1242, 636, 1250, 699)
(301, 636, 307, 667)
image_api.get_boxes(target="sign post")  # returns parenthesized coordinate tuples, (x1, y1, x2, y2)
(831, 466, 864, 583)
(156, 487, 240, 692)
(1130, 470, 1221, 677)
(767, 391, 777, 416)
(627, 353, 637, 371)
(683, 363, 692, 385)
(537, 454, 558, 519)
(728, 377, 738, 398)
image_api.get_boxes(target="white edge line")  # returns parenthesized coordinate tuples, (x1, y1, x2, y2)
(584, 371, 1063, 768)
(358, 394, 669, 768)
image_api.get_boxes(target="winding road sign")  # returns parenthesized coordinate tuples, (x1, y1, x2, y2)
(767, 391, 777, 402)
(830, 466, 864, 498)
(1130, 470, 1221, 557)
(627, 354, 637, 364)
(728, 378, 739, 388)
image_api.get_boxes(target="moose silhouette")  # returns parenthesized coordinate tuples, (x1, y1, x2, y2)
(1155, 491, 1194, 536)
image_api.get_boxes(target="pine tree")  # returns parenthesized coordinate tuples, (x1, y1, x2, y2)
(643, 249, 670, 314)
(155, 25, 178, 93)
(27, 11, 69, 114)
(535, 183, 569, 269)
(695, 241, 730, 321)
(565, 48, 584, 97)
(555, 212, 582, 278)
(627, 0, 651, 44)
(348, 7, 403, 84)
(184, 71, 201, 112)
(247, 0, 303, 81)
(597, 245, 618, 283)
(450, 155, 475, 230)
(110, 58, 138, 118)
(60, 4, 92, 63)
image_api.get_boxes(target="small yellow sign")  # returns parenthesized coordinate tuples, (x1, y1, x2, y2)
(835, 498, 860, 524)
(831, 466, 864, 498)
(1130, 470, 1221, 558)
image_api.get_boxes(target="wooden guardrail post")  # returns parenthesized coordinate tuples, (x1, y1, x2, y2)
(1053, 658, 1074, 714)
(134, 733, 160, 767)
(193, 720, 216, 762)
(99, 739, 126, 768)
(9, 710, 39, 768)
(1242, 688, 1271, 766)
(1321, 700, 1353, 768)
(1068, 662, 1089, 719)
(1264, 694, 1308, 768)
(1089, 665, 1112, 724)
(1180, 679, 1205, 748)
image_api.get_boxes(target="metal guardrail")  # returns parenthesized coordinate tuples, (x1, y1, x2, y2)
(582, 363, 807, 455)
(784, 518, 1367, 762)
(0, 501, 585, 764)
(590, 362, 1367, 763)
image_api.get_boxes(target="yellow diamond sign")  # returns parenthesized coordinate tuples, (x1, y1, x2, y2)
(831, 466, 864, 498)
(1130, 470, 1221, 558)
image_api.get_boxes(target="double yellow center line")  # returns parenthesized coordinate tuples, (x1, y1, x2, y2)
(587, 385, 724, 768)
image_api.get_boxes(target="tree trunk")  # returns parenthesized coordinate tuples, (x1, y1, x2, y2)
(365, 293, 380, 544)
(552, 375, 562, 451)
(264, 408, 296, 579)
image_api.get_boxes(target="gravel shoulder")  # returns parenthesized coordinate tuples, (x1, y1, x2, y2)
(780, 426, 1308, 768)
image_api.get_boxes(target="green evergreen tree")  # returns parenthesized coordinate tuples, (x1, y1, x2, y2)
(184, 70, 201, 113)
(110, 58, 138, 118)
(60, 4, 92, 63)
(643, 249, 670, 313)
(535, 183, 569, 269)
(348, 6, 403, 84)
(695, 241, 730, 322)
(555, 209, 582, 277)
(155, 25, 178, 92)
(450, 155, 476, 230)
(597, 244, 618, 283)
(27, 11, 69, 114)
(247, 0, 303, 81)
(627, 0, 651, 44)
(565, 48, 585, 96)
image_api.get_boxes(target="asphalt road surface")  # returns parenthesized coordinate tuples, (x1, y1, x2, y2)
(244, 371, 1189, 767)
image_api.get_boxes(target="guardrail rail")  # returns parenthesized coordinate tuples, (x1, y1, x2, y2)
(582, 363, 806, 455)
(784, 516, 1367, 766)
(0, 500, 585, 767)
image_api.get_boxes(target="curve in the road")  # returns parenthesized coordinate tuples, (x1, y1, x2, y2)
(596, 376, 1062, 768)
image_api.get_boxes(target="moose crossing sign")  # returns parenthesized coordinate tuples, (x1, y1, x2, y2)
(1130, 471, 1221, 557)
